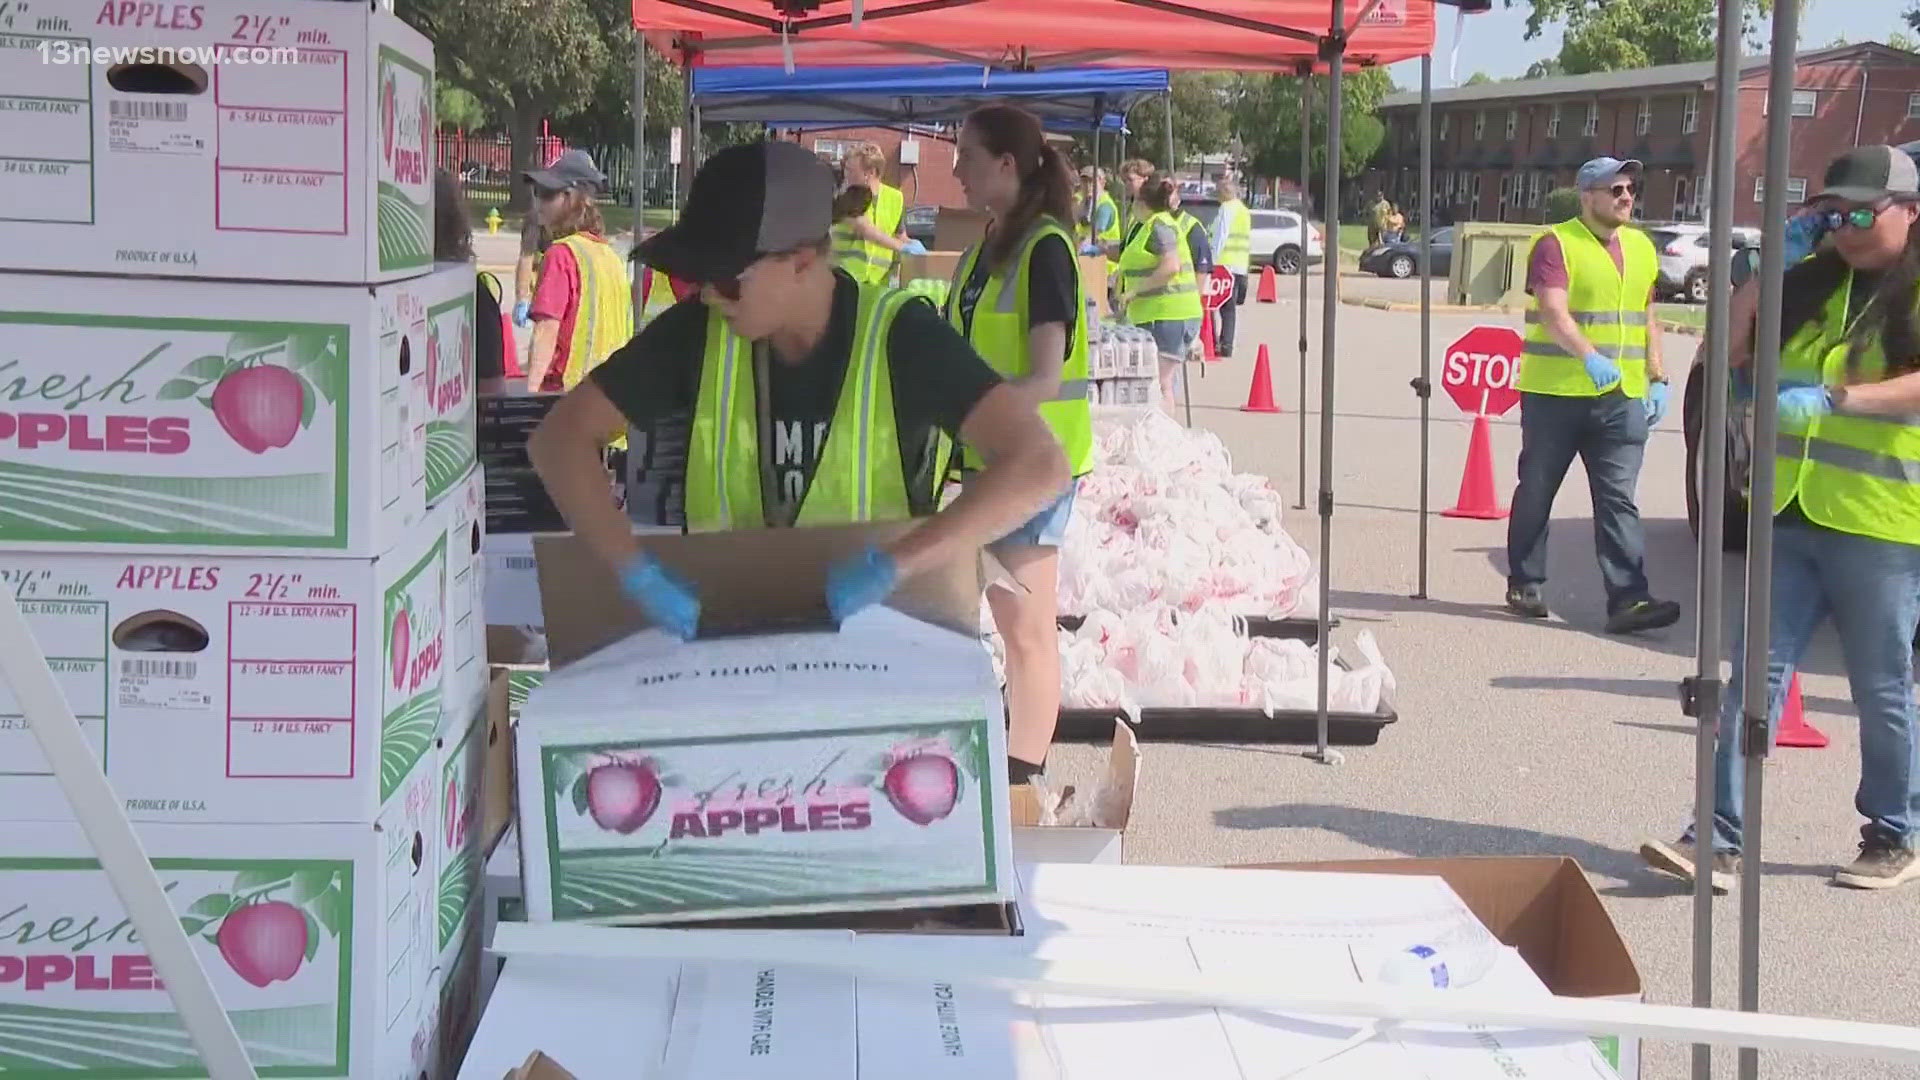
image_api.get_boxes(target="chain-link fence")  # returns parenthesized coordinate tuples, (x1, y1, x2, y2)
(435, 133, 678, 207)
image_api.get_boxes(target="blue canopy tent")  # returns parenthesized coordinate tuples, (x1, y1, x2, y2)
(688, 64, 1166, 129)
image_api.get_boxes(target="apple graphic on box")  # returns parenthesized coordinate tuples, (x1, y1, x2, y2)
(883, 754, 959, 826)
(209, 365, 304, 454)
(390, 606, 411, 691)
(217, 901, 309, 988)
(586, 762, 661, 834)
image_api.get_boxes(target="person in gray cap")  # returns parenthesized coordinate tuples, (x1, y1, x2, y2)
(526, 141, 1067, 665)
(1506, 155, 1681, 634)
(1643, 144, 1920, 893)
(513, 149, 608, 327)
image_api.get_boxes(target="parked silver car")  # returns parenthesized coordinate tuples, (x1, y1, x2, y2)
(1647, 222, 1761, 304)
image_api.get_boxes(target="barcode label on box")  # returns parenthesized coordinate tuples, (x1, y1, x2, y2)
(122, 658, 197, 679)
(110, 100, 189, 122)
(502, 556, 536, 571)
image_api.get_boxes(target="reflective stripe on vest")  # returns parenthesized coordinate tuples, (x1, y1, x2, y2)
(1515, 219, 1658, 399)
(1217, 198, 1252, 273)
(831, 220, 884, 280)
(1772, 271, 1920, 546)
(1116, 211, 1202, 325)
(553, 234, 635, 450)
(943, 217, 1094, 476)
(840, 183, 904, 286)
(638, 267, 676, 327)
(684, 285, 915, 532)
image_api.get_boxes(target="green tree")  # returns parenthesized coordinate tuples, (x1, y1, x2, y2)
(1505, 0, 1773, 74)
(436, 81, 488, 131)
(402, 0, 609, 210)
(1230, 69, 1392, 210)
(1463, 71, 1498, 85)
(1545, 186, 1581, 221)
(1104, 73, 1236, 173)
(1898, 1, 1920, 50)
(1523, 57, 1564, 79)
(546, 0, 684, 146)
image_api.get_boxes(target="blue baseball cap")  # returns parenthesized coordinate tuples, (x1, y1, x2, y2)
(1576, 156, 1643, 191)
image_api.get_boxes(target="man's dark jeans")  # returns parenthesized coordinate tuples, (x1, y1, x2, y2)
(1216, 273, 1248, 353)
(1505, 389, 1652, 612)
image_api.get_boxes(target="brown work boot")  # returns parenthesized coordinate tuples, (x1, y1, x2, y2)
(1639, 836, 1737, 894)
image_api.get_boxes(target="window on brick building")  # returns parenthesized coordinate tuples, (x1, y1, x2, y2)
(1909, 92, 1920, 120)
(1764, 89, 1817, 117)
(1582, 100, 1599, 136)
(1506, 109, 1518, 140)
(1547, 103, 1561, 137)
(1682, 93, 1699, 134)
(1754, 177, 1808, 204)
(1474, 110, 1485, 139)
(1636, 98, 1651, 135)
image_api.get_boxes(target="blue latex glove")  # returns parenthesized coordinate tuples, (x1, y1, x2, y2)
(900, 239, 929, 256)
(1583, 350, 1621, 391)
(1776, 385, 1833, 423)
(1080, 242, 1103, 256)
(1645, 381, 1671, 426)
(620, 553, 701, 641)
(1783, 212, 1828, 265)
(825, 545, 900, 624)
(512, 300, 532, 328)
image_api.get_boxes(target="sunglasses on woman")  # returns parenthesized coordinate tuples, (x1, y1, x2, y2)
(1818, 205, 1887, 232)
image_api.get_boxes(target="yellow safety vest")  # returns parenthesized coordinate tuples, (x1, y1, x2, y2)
(944, 217, 1094, 477)
(684, 283, 921, 531)
(1116, 211, 1202, 325)
(835, 183, 905, 286)
(1216, 198, 1252, 274)
(1080, 191, 1121, 247)
(1773, 273, 1920, 546)
(1516, 219, 1657, 399)
(551, 233, 634, 450)
(636, 265, 676, 327)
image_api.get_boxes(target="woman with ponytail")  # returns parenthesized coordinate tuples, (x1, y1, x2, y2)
(945, 103, 1093, 788)
(1117, 173, 1204, 407)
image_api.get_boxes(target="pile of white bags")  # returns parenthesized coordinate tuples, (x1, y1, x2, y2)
(978, 412, 1394, 717)
(1058, 412, 1317, 618)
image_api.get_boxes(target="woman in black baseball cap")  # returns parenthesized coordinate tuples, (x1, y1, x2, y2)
(1643, 144, 1920, 893)
(527, 140, 1067, 657)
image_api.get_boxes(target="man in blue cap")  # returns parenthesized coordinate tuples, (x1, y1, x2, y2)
(1506, 156, 1681, 634)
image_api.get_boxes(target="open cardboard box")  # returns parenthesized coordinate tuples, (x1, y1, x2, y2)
(1253, 855, 1646, 1078)
(1009, 720, 1138, 865)
(514, 522, 1015, 926)
(502, 1051, 575, 1080)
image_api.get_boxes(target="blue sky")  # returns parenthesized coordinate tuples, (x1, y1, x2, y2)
(1385, 1, 1911, 90)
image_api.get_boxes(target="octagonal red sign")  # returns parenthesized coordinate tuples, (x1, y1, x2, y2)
(1441, 324, 1524, 416)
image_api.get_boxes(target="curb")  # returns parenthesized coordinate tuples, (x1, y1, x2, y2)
(1333, 296, 1706, 337)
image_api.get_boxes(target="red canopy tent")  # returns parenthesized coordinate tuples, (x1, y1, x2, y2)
(629, 0, 1437, 71)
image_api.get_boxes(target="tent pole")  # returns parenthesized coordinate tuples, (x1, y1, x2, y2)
(1308, 1, 1344, 768)
(1296, 63, 1311, 512)
(632, 33, 647, 316)
(1739, 2, 1799, 1077)
(1166, 90, 1193, 428)
(1690, 0, 1743, 1075)
(1414, 52, 1432, 600)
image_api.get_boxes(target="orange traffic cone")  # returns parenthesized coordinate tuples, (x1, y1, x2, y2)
(1241, 344, 1281, 413)
(1774, 674, 1829, 748)
(1199, 309, 1219, 362)
(1256, 264, 1279, 303)
(1440, 413, 1508, 519)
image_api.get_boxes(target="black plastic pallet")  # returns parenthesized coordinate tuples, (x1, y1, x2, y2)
(1055, 702, 1396, 745)
(1058, 613, 1339, 643)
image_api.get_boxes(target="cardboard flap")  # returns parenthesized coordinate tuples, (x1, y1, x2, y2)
(503, 1051, 575, 1080)
(1242, 856, 1642, 1000)
(533, 523, 983, 669)
(1011, 720, 1138, 829)
(933, 208, 992, 251)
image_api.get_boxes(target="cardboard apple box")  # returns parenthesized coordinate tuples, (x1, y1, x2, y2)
(514, 524, 1013, 925)
(423, 263, 480, 508)
(440, 462, 487, 722)
(0, 750, 440, 1077)
(0, 269, 454, 558)
(0, 516, 448, 824)
(436, 689, 487, 959)
(0, 0, 433, 283)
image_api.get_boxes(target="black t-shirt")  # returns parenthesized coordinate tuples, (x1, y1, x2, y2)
(592, 270, 1002, 525)
(474, 273, 504, 380)
(954, 232, 1081, 338)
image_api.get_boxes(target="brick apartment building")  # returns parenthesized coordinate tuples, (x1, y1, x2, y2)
(771, 127, 967, 208)
(1366, 43, 1920, 229)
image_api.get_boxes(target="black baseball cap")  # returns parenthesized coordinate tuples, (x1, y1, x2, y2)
(1811, 145, 1920, 204)
(524, 149, 606, 194)
(636, 141, 836, 285)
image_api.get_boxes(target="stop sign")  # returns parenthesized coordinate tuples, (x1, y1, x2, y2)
(1202, 265, 1235, 311)
(1441, 325, 1524, 416)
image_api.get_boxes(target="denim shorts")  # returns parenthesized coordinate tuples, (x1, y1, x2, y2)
(1144, 319, 1200, 360)
(993, 481, 1079, 550)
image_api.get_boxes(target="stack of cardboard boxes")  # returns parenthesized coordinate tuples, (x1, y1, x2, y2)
(0, 4, 487, 1075)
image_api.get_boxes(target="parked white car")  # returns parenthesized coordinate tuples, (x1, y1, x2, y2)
(1183, 200, 1325, 275)
(1645, 222, 1761, 304)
